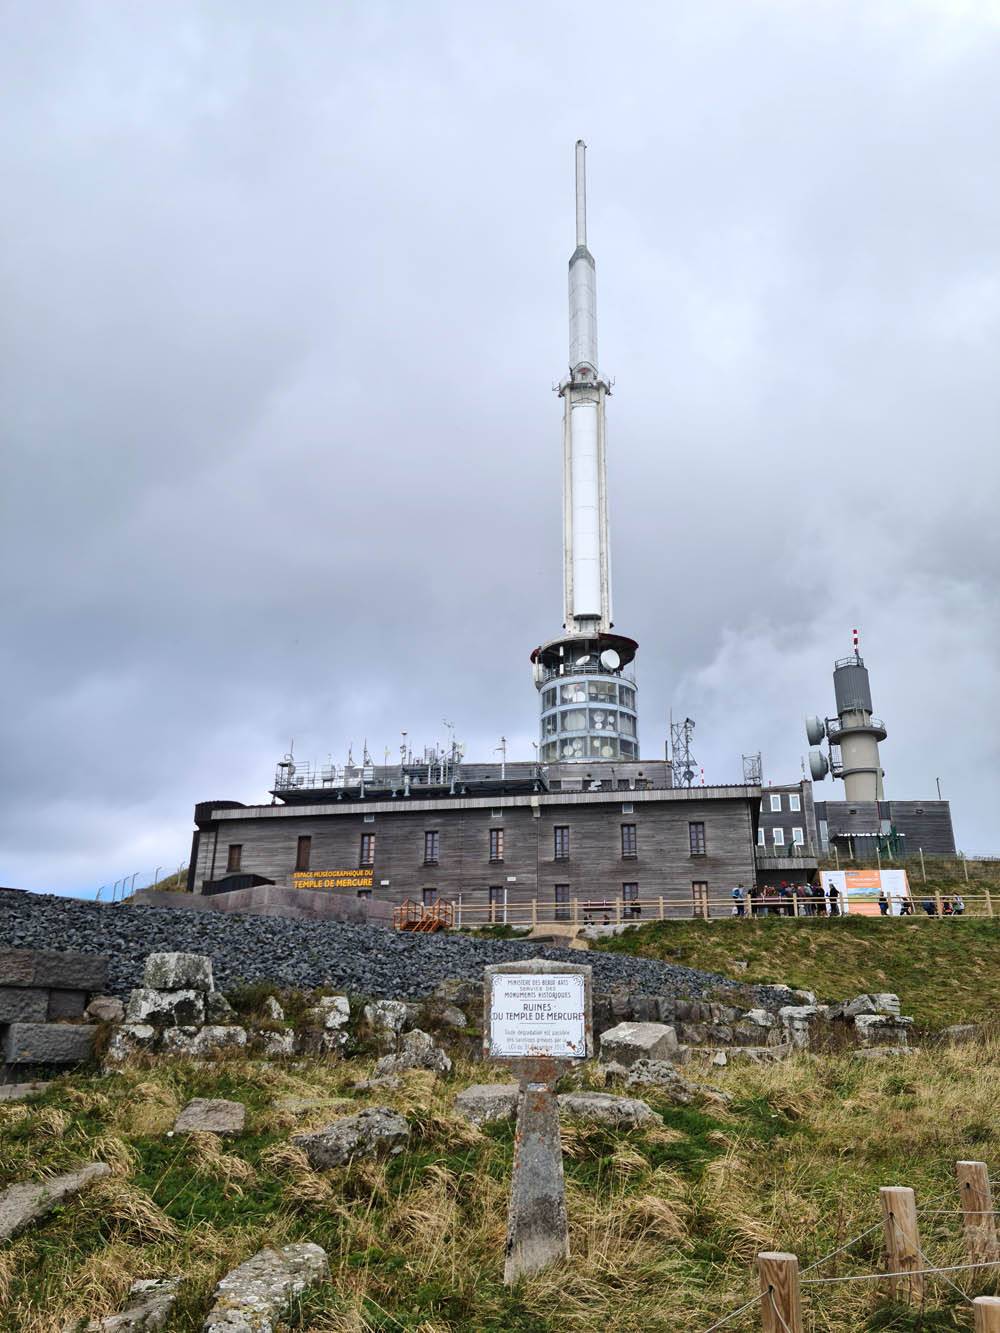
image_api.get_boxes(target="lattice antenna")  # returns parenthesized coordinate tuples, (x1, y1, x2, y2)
(670, 716, 697, 788)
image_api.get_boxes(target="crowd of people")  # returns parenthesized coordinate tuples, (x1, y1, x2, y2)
(729, 883, 966, 917)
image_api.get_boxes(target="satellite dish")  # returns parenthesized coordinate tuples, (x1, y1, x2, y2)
(575, 654, 592, 667)
(600, 648, 621, 670)
(808, 749, 830, 780)
(805, 715, 827, 746)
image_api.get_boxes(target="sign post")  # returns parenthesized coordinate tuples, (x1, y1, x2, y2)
(483, 958, 593, 1284)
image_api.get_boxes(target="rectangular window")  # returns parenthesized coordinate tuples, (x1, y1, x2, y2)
(621, 824, 637, 858)
(772, 827, 785, 846)
(553, 826, 570, 860)
(792, 826, 805, 846)
(488, 885, 506, 924)
(226, 844, 242, 872)
(788, 793, 801, 812)
(363, 812, 375, 824)
(295, 836, 312, 871)
(770, 794, 782, 812)
(424, 831, 440, 865)
(548, 780, 562, 791)
(622, 881, 640, 918)
(357, 889, 372, 900)
(554, 883, 570, 921)
(360, 834, 375, 867)
(757, 827, 766, 847)
(489, 828, 504, 863)
(688, 821, 706, 856)
(692, 881, 709, 915)
(621, 800, 634, 813)
(422, 887, 438, 906)
(491, 808, 503, 819)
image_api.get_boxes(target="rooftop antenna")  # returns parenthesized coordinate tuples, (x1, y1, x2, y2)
(670, 716, 697, 788)
(742, 752, 762, 786)
(495, 735, 507, 781)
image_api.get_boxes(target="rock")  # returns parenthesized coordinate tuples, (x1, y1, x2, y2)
(941, 1024, 978, 1045)
(202, 1242, 328, 1332)
(0, 1162, 110, 1242)
(262, 996, 285, 1022)
(205, 992, 237, 1024)
(174, 1098, 246, 1136)
(840, 994, 878, 1020)
(711, 1051, 728, 1067)
(85, 1277, 180, 1331)
(854, 1014, 914, 1048)
(362, 998, 408, 1039)
(779, 1005, 823, 1050)
(292, 1107, 410, 1169)
(599, 1022, 679, 1068)
(557, 1091, 659, 1128)
(454, 1083, 520, 1126)
(0, 987, 50, 1023)
(725, 1045, 794, 1064)
(86, 995, 125, 1024)
(256, 1029, 296, 1058)
(437, 1004, 467, 1029)
(48, 989, 89, 1020)
(160, 1025, 248, 1057)
(0, 948, 107, 992)
(601, 1059, 697, 1104)
(104, 1024, 158, 1063)
(0, 1081, 50, 1102)
(125, 988, 205, 1028)
(3, 1023, 97, 1066)
(372, 1029, 452, 1077)
(768, 984, 817, 1007)
(871, 993, 901, 1016)
(302, 995, 351, 1045)
(143, 952, 214, 992)
(433, 977, 483, 1010)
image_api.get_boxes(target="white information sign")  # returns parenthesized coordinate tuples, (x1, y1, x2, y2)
(489, 972, 587, 1059)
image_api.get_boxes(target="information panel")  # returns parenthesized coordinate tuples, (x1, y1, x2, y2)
(489, 972, 587, 1059)
(292, 869, 374, 892)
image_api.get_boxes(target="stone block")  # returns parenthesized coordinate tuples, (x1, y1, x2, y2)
(104, 1024, 158, 1063)
(557, 1091, 659, 1128)
(0, 987, 49, 1024)
(204, 991, 237, 1024)
(0, 949, 107, 992)
(125, 987, 205, 1027)
(941, 1024, 978, 1045)
(373, 1029, 451, 1078)
(203, 1243, 328, 1333)
(600, 1058, 697, 1104)
(870, 993, 901, 1016)
(308, 994, 351, 1031)
(3, 1023, 97, 1066)
(85, 1276, 180, 1332)
(854, 1014, 914, 1048)
(0, 1162, 110, 1241)
(48, 989, 88, 1020)
(86, 995, 125, 1024)
(293, 1106, 410, 1169)
(160, 1025, 247, 1057)
(454, 1083, 520, 1126)
(142, 952, 213, 992)
(255, 1029, 296, 1058)
(655, 997, 678, 1023)
(629, 995, 660, 1023)
(362, 998, 406, 1039)
(0, 1081, 50, 1103)
(599, 1022, 679, 1068)
(173, 1097, 246, 1135)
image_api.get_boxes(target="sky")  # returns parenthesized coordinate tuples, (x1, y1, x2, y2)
(2, 0, 999, 896)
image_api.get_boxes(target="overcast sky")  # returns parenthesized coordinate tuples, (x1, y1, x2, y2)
(3, 0, 999, 895)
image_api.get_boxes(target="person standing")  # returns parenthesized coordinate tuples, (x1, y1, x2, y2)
(828, 882, 840, 917)
(731, 883, 746, 917)
(878, 889, 889, 916)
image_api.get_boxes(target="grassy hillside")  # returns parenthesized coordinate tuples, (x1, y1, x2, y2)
(595, 917, 1000, 1027)
(1, 1037, 997, 1331)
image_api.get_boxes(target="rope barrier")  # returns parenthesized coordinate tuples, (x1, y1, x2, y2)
(700, 1293, 760, 1332)
(800, 1220, 883, 1272)
(920, 1207, 1000, 1216)
(767, 1289, 794, 1333)
(802, 1258, 1000, 1285)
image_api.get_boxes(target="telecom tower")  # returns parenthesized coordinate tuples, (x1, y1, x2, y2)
(806, 630, 888, 801)
(531, 142, 639, 763)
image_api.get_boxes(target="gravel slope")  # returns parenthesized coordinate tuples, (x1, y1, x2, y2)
(1, 890, 777, 1004)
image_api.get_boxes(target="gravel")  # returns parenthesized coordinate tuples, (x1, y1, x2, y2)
(1, 891, 780, 1005)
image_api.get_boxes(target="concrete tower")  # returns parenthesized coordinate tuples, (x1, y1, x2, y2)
(807, 630, 888, 801)
(531, 142, 639, 763)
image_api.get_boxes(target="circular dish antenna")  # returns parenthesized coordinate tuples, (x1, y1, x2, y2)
(600, 648, 621, 670)
(805, 715, 826, 745)
(575, 654, 592, 667)
(808, 749, 830, 780)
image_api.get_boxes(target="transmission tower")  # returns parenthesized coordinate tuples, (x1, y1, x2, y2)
(742, 752, 762, 785)
(670, 716, 698, 788)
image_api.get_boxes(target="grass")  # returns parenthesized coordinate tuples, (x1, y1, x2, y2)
(593, 916, 1000, 1027)
(1, 1031, 998, 1331)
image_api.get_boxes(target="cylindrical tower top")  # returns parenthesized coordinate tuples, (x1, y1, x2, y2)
(575, 140, 588, 248)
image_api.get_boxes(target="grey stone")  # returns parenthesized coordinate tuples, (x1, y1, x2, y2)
(205, 991, 237, 1024)
(255, 1029, 296, 1058)
(742, 1008, 776, 1027)
(854, 1014, 914, 1048)
(262, 995, 285, 1022)
(601, 1058, 697, 1104)
(48, 989, 89, 1020)
(104, 1024, 158, 1063)
(372, 1029, 451, 1078)
(202, 1242, 328, 1332)
(941, 1024, 978, 1044)
(454, 1083, 520, 1126)
(160, 1025, 248, 1057)
(629, 995, 660, 1023)
(768, 984, 817, 1006)
(841, 994, 878, 1020)
(362, 998, 407, 1039)
(86, 995, 125, 1024)
(304, 995, 350, 1035)
(854, 1047, 917, 1060)
(557, 1091, 659, 1128)
(711, 1051, 728, 1066)
(0, 986, 49, 1023)
(174, 1098, 246, 1135)
(0, 1162, 110, 1241)
(86, 1277, 181, 1331)
(779, 1005, 824, 1050)
(437, 1003, 467, 1029)
(293, 1106, 410, 1169)
(125, 987, 205, 1027)
(0, 949, 107, 992)
(725, 1045, 794, 1064)
(870, 993, 901, 1016)
(504, 1080, 569, 1284)
(655, 997, 678, 1023)
(3, 1023, 97, 1066)
(599, 1022, 678, 1068)
(143, 952, 214, 992)
(0, 1081, 50, 1102)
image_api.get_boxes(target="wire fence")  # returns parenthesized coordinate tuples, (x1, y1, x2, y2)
(93, 864, 187, 903)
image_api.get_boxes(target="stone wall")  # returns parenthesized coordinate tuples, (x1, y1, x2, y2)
(0, 949, 111, 1083)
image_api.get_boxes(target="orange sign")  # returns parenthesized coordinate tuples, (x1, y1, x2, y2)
(293, 869, 374, 892)
(844, 870, 883, 891)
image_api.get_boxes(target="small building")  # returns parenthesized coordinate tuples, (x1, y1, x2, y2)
(753, 779, 820, 890)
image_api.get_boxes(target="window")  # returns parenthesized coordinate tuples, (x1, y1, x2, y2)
(792, 827, 805, 846)
(770, 794, 782, 812)
(621, 801, 634, 813)
(424, 831, 439, 865)
(360, 834, 375, 867)
(357, 889, 372, 900)
(295, 836, 312, 871)
(622, 882, 640, 918)
(554, 826, 570, 860)
(489, 885, 506, 923)
(363, 812, 375, 824)
(554, 883, 570, 921)
(788, 793, 801, 812)
(688, 821, 706, 856)
(226, 844, 242, 872)
(772, 828, 785, 846)
(489, 828, 504, 863)
(422, 887, 438, 906)
(692, 881, 709, 915)
(491, 808, 503, 819)
(757, 827, 766, 846)
(621, 824, 637, 859)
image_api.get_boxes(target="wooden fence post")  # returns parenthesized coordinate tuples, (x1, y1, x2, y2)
(531, 899, 538, 928)
(919, 847, 926, 882)
(974, 1297, 1000, 1332)
(963, 854, 970, 883)
(879, 1186, 924, 1303)
(934, 891, 943, 917)
(758, 1251, 803, 1332)
(658, 896, 664, 920)
(957, 1161, 999, 1263)
(986, 889, 994, 918)
(572, 898, 579, 925)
